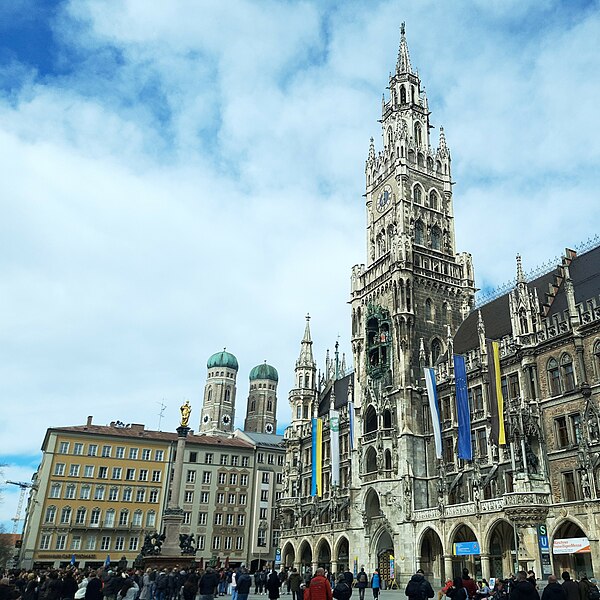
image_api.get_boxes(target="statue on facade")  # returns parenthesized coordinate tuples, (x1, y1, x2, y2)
(403, 475, 412, 519)
(180, 400, 192, 428)
(580, 470, 592, 500)
(525, 441, 539, 474)
(588, 415, 599, 442)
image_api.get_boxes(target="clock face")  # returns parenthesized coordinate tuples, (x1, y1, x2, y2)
(222, 415, 231, 425)
(265, 423, 274, 434)
(376, 187, 392, 213)
(203, 415, 210, 424)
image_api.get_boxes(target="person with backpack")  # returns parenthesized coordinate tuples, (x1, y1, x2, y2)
(333, 575, 352, 600)
(587, 579, 600, 600)
(304, 569, 332, 600)
(405, 569, 435, 600)
(371, 570, 381, 600)
(356, 569, 369, 600)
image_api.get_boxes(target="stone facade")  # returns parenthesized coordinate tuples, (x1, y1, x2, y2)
(279, 25, 600, 588)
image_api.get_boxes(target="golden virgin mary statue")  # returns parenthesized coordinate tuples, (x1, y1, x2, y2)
(180, 400, 192, 427)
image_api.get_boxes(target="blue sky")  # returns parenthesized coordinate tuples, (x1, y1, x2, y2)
(1, 0, 599, 528)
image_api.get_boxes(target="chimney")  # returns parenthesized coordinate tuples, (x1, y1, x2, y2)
(86, 416, 93, 427)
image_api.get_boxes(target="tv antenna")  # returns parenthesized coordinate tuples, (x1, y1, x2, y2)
(157, 400, 167, 431)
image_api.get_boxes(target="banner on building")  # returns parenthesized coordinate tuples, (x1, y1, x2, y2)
(453, 354, 472, 460)
(487, 340, 506, 445)
(553, 537, 591, 554)
(424, 367, 443, 459)
(453, 542, 481, 556)
(311, 417, 323, 497)
(330, 409, 340, 486)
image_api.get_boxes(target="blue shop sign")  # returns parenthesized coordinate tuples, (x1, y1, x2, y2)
(454, 542, 481, 556)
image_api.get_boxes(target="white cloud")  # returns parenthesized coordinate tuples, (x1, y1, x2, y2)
(0, 0, 599, 525)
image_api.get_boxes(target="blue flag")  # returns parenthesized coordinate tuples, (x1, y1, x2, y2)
(423, 368, 442, 459)
(104, 554, 111, 567)
(453, 354, 472, 460)
(70, 554, 76, 566)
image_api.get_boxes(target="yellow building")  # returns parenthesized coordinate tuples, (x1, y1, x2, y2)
(20, 417, 172, 569)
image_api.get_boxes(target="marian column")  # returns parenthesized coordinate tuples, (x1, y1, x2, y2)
(161, 401, 191, 556)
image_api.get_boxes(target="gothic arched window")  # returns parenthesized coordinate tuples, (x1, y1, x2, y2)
(384, 450, 392, 470)
(365, 447, 377, 473)
(595, 341, 600, 380)
(364, 405, 377, 434)
(431, 339, 442, 365)
(400, 86, 407, 104)
(429, 190, 438, 210)
(431, 226, 442, 251)
(425, 299, 433, 321)
(207, 388, 212, 402)
(382, 409, 392, 429)
(225, 389, 231, 402)
(250, 400, 256, 412)
(561, 354, 575, 392)
(415, 221, 425, 246)
(413, 185, 422, 204)
(414, 122, 422, 146)
(547, 358, 561, 396)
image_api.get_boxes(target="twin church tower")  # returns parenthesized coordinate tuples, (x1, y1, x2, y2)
(198, 349, 279, 435)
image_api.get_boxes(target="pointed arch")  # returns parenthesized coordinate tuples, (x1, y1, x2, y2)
(547, 357, 561, 395)
(365, 446, 378, 473)
(415, 221, 425, 246)
(431, 226, 442, 251)
(364, 405, 377, 434)
(413, 184, 423, 204)
(429, 190, 438, 210)
(560, 353, 575, 392)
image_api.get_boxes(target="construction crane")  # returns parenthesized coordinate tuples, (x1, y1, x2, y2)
(5, 481, 33, 534)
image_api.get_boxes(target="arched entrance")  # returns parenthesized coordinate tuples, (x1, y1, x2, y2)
(420, 528, 445, 586)
(552, 520, 594, 578)
(299, 540, 313, 574)
(451, 524, 481, 578)
(374, 529, 395, 587)
(282, 542, 296, 568)
(336, 536, 350, 573)
(488, 520, 515, 580)
(316, 539, 332, 571)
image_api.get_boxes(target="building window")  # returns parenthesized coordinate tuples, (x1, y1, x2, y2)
(54, 463, 65, 476)
(413, 185, 422, 205)
(101, 536, 111, 551)
(142, 449, 151, 460)
(415, 221, 424, 245)
(60, 507, 72, 524)
(570, 413, 582, 444)
(129, 537, 139, 551)
(86, 536, 97, 550)
(146, 511, 156, 528)
(214, 513, 223, 525)
(469, 386, 484, 412)
(257, 453, 264, 464)
(228, 493, 236, 504)
(230, 473, 238, 485)
(555, 417, 570, 448)
(73, 443, 84, 456)
(109, 487, 119, 502)
(90, 509, 101, 526)
(212, 536, 221, 550)
(125, 468, 135, 481)
(241, 457, 248, 467)
(84, 465, 94, 478)
(260, 490, 269, 502)
(88, 444, 98, 457)
(443, 438, 454, 464)
(562, 354, 576, 392)
(55, 535, 67, 550)
(189, 452, 197, 463)
(259, 507, 268, 519)
(94, 486, 105, 501)
(105, 509, 115, 527)
(136, 489, 146, 502)
(132, 511, 143, 527)
(44, 506, 56, 523)
(183, 512, 191, 525)
(224, 536, 232, 550)
(115, 536, 125, 551)
(152, 470, 161, 482)
(262, 472, 270, 484)
(198, 512, 208, 526)
(205, 453, 214, 465)
(257, 530, 267, 547)
(548, 358, 561, 395)
(218, 473, 227, 485)
(240, 474, 248, 486)
(102, 445, 111, 458)
(80, 485, 91, 500)
(75, 507, 87, 524)
(122, 488, 132, 502)
(40, 535, 51, 550)
(239, 493, 247, 505)
(563, 471, 579, 502)
(98, 467, 108, 479)
(186, 470, 196, 483)
(226, 513, 234, 526)
(112, 467, 122, 480)
(236, 536, 244, 550)
(198, 535, 205, 550)
(431, 226, 442, 251)
(217, 492, 225, 504)
(202, 472, 211, 485)
(184, 491, 194, 503)
(477, 429, 487, 458)
(115, 447, 125, 459)
(50, 483, 61, 499)
(155, 450, 164, 461)
(129, 448, 139, 460)
(277, 455, 284, 466)
(59, 442, 70, 454)
(71, 535, 81, 551)
(139, 469, 148, 482)
(201, 492, 210, 503)
(149, 489, 159, 503)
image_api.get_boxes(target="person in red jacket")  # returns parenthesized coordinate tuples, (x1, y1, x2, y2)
(305, 569, 332, 600)
(462, 569, 478, 600)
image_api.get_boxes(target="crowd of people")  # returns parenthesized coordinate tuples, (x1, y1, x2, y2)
(0, 565, 599, 600)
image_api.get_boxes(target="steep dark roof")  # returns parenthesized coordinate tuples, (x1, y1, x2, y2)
(454, 244, 600, 354)
(317, 373, 354, 417)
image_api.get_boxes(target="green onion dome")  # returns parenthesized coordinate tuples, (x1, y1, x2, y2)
(207, 349, 239, 371)
(249, 362, 278, 382)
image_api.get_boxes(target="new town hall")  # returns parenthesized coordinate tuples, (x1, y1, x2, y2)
(278, 27, 600, 585)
